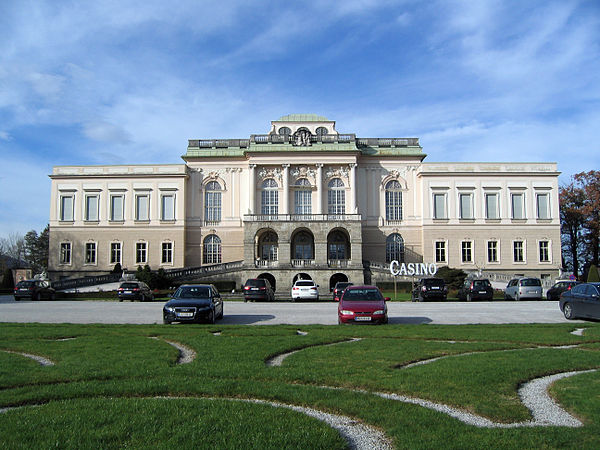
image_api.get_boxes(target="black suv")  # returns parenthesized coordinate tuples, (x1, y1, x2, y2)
(411, 278, 447, 302)
(117, 281, 154, 302)
(546, 280, 579, 301)
(243, 278, 275, 302)
(457, 278, 494, 301)
(332, 281, 353, 301)
(14, 280, 56, 301)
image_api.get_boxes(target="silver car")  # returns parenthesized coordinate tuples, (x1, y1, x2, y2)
(504, 277, 542, 301)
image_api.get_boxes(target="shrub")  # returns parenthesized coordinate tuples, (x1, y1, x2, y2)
(436, 266, 467, 290)
(588, 264, 600, 282)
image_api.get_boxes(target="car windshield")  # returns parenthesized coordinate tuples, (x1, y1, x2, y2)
(175, 287, 210, 298)
(120, 283, 140, 289)
(296, 281, 315, 287)
(423, 279, 444, 287)
(520, 278, 541, 286)
(343, 289, 383, 301)
(18, 281, 35, 287)
(336, 283, 352, 289)
(473, 280, 491, 288)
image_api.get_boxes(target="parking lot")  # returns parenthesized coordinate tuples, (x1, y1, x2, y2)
(0, 294, 575, 325)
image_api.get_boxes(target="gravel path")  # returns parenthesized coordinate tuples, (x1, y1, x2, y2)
(0, 350, 54, 366)
(148, 337, 196, 364)
(265, 338, 362, 367)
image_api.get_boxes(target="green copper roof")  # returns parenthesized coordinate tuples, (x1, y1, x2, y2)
(277, 114, 330, 122)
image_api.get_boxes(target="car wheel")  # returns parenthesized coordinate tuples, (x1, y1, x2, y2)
(563, 303, 574, 320)
(50, 292, 56, 301)
(36, 292, 41, 301)
(119, 298, 123, 302)
(208, 310, 216, 324)
(515, 293, 520, 301)
(163, 319, 171, 325)
(418, 294, 424, 302)
(466, 293, 472, 302)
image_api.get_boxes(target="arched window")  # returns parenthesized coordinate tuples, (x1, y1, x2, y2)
(205, 181, 221, 222)
(386, 233, 405, 263)
(385, 180, 403, 221)
(294, 178, 312, 215)
(203, 234, 221, 264)
(328, 230, 349, 260)
(315, 127, 328, 136)
(292, 231, 314, 260)
(328, 178, 345, 215)
(261, 179, 279, 215)
(259, 231, 278, 261)
(278, 126, 291, 136)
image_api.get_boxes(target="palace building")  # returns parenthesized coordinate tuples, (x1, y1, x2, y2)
(48, 114, 561, 291)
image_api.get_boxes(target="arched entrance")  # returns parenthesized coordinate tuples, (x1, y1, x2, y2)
(329, 273, 348, 291)
(292, 273, 312, 284)
(258, 273, 276, 291)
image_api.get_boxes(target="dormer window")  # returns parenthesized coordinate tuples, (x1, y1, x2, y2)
(316, 127, 328, 136)
(278, 127, 291, 136)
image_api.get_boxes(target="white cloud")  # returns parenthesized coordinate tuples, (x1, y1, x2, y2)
(0, 131, 10, 141)
(83, 121, 131, 144)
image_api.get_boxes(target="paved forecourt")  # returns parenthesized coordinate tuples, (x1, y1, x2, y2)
(0, 295, 574, 325)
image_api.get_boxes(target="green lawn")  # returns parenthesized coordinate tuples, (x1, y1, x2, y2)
(1, 323, 600, 449)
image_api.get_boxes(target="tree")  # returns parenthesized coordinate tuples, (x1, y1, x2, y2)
(560, 182, 586, 276)
(574, 170, 600, 267)
(0, 232, 25, 263)
(23, 225, 49, 275)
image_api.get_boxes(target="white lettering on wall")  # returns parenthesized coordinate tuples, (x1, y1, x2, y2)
(390, 261, 438, 277)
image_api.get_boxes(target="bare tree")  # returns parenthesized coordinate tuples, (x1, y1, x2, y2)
(0, 232, 26, 262)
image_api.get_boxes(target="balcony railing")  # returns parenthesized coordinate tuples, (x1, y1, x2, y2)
(255, 259, 279, 268)
(292, 259, 315, 267)
(251, 134, 356, 145)
(244, 214, 361, 222)
(328, 259, 349, 268)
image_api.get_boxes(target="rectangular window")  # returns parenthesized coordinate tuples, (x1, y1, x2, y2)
(539, 240, 550, 262)
(161, 242, 173, 264)
(294, 190, 312, 215)
(60, 195, 74, 221)
(485, 193, 499, 219)
(511, 193, 525, 219)
(135, 194, 150, 221)
(536, 193, 550, 219)
(433, 193, 447, 219)
(459, 193, 473, 219)
(435, 241, 446, 263)
(161, 194, 175, 221)
(85, 195, 99, 221)
(110, 242, 122, 265)
(205, 191, 222, 222)
(136, 242, 147, 264)
(85, 242, 97, 264)
(110, 194, 124, 221)
(513, 241, 524, 262)
(487, 241, 498, 263)
(59, 242, 71, 264)
(461, 241, 473, 263)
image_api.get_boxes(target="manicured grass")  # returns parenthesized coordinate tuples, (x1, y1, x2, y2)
(1, 323, 600, 448)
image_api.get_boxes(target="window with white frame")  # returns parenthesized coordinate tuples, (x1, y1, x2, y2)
(487, 241, 499, 263)
(513, 240, 525, 262)
(161, 193, 175, 221)
(136, 242, 147, 264)
(385, 233, 405, 263)
(110, 194, 124, 221)
(135, 193, 150, 221)
(110, 242, 122, 265)
(485, 193, 499, 219)
(385, 180, 403, 221)
(203, 235, 221, 264)
(511, 193, 525, 219)
(461, 241, 473, 263)
(59, 194, 74, 221)
(205, 181, 222, 222)
(161, 242, 173, 264)
(327, 178, 345, 215)
(459, 192, 473, 219)
(261, 179, 279, 215)
(435, 241, 446, 263)
(539, 240, 550, 262)
(85, 242, 97, 264)
(59, 242, 71, 265)
(294, 179, 312, 215)
(536, 193, 550, 220)
(84, 194, 99, 221)
(433, 192, 447, 219)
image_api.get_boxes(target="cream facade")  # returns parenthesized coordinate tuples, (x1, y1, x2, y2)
(48, 115, 562, 291)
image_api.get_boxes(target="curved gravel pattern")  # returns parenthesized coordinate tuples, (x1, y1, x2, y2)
(265, 338, 362, 367)
(149, 337, 196, 364)
(571, 328, 586, 336)
(296, 330, 308, 335)
(1, 350, 54, 366)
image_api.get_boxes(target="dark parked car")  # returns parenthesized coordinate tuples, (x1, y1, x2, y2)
(411, 278, 447, 302)
(457, 278, 494, 301)
(504, 277, 542, 301)
(117, 281, 154, 302)
(332, 281, 353, 302)
(243, 278, 275, 302)
(546, 280, 579, 301)
(559, 282, 600, 320)
(163, 284, 224, 324)
(14, 280, 56, 301)
(338, 285, 389, 324)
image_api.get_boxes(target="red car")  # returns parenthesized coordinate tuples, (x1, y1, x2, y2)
(338, 285, 389, 324)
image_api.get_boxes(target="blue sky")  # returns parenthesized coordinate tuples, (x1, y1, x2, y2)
(1, 0, 599, 237)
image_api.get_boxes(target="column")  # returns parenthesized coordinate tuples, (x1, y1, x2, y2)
(248, 164, 255, 214)
(349, 163, 357, 214)
(316, 164, 323, 215)
(282, 164, 289, 215)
